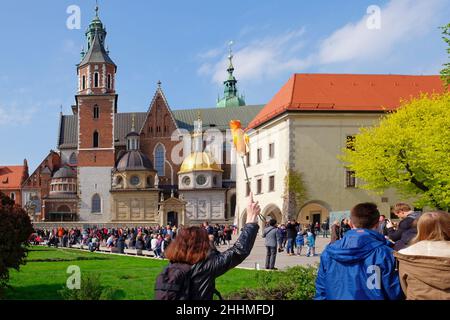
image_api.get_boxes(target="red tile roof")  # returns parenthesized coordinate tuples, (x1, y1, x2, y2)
(248, 74, 445, 129)
(0, 166, 26, 190)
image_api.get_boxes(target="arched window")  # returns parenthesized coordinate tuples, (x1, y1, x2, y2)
(69, 152, 77, 165)
(91, 194, 101, 213)
(107, 74, 111, 89)
(93, 105, 99, 119)
(154, 144, 165, 176)
(94, 72, 99, 87)
(93, 131, 99, 148)
(82, 75, 86, 90)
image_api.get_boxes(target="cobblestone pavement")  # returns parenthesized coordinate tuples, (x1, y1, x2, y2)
(217, 234, 330, 270)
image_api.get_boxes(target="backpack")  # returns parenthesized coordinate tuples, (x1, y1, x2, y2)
(154, 263, 193, 300)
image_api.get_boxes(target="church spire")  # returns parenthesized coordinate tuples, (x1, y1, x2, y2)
(216, 41, 246, 108)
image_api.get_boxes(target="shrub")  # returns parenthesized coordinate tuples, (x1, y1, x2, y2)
(226, 265, 318, 300)
(59, 273, 123, 300)
(0, 192, 34, 298)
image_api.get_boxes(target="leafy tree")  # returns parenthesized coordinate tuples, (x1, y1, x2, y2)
(340, 93, 450, 211)
(282, 167, 308, 219)
(440, 23, 450, 88)
(0, 192, 34, 297)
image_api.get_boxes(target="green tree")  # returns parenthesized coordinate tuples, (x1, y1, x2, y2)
(440, 23, 450, 88)
(0, 192, 34, 297)
(282, 168, 308, 219)
(340, 93, 450, 210)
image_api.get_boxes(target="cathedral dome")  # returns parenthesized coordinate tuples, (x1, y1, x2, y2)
(53, 166, 76, 179)
(179, 152, 223, 174)
(116, 150, 154, 172)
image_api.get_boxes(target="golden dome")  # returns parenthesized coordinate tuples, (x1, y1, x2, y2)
(179, 152, 223, 174)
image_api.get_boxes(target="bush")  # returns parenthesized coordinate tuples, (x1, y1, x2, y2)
(0, 192, 34, 298)
(59, 273, 124, 300)
(226, 265, 318, 300)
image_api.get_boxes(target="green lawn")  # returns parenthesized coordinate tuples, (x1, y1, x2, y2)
(5, 246, 265, 300)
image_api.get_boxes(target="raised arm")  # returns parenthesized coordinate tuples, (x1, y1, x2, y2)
(209, 193, 260, 277)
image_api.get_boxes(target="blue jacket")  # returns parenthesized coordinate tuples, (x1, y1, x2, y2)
(315, 229, 403, 300)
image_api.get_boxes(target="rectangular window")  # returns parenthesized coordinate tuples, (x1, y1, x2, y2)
(346, 170, 356, 188)
(257, 148, 262, 164)
(269, 175, 275, 192)
(246, 152, 250, 167)
(269, 143, 275, 159)
(82, 76, 86, 90)
(256, 178, 262, 194)
(346, 135, 356, 151)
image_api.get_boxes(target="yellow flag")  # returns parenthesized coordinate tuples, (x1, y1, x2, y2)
(230, 120, 249, 156)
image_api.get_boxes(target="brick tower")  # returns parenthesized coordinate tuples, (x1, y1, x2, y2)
(76, 5, 117, 221)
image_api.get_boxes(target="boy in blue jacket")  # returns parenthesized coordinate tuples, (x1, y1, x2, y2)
(315, 203, 403, 300)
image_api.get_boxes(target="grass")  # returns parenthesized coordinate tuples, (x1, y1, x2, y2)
(4, 246, 268, 300)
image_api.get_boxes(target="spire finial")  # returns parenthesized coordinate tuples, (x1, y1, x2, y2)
(95, 0, 99, 17)
(60, 105, 63, 114)
(157, 80, 162, 89)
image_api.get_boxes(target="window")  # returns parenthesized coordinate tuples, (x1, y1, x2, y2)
(93, 105, 99, 119)
(82, 75, 86, 90)
(10, 192, 15, 201)
(257, 148, 262, 164)
(154, 144, 165, 176)
(269, 143, 275, 158)
(346, 170, 356, 188)
(93, 131, 99, 148)
(196, 175, 207, 186)
(130, 176, 140, 186)
(182, 176, 191, 187)
(107, 74, 111, 89)
(94, 72, 99, 87)
(346, 135, 356, 151)
(256, 179, 262, 194)
(69, 152, 77, 165)
(269, 175, 275, 192)
(246, 182, 251, 197)
(246, 152, 250, 167)
(91, 194, 101, 213)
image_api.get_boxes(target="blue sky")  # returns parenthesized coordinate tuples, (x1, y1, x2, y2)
(0, 0, 449, 170)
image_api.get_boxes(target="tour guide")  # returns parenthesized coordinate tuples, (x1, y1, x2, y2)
(155, 193, 261, 300)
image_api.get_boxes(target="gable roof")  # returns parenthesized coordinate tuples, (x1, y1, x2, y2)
(248, 74, 445, 129)
(57, 105, 264, 149)
(0, 166, 26, 190)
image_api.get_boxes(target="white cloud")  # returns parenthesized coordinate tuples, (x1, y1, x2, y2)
(318, 0, 446, 64)
(198, 28, 309, 84)
(198, 0, 447, 83)
(0, 105, 37, 126)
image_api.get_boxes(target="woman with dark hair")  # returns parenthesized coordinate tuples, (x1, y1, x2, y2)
(155, 194, 261, 300)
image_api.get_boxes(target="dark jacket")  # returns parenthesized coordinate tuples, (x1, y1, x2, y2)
(387, 211, 421, 251)
(188, 223, 259, 300)
(286, 223, 299, 239)
(315, 229, 403, 300)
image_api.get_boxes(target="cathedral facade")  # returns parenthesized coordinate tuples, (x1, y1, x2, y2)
(31, 7, 261, 226)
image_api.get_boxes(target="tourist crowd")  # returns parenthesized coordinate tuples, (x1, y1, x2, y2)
(31, 223, 237, 259)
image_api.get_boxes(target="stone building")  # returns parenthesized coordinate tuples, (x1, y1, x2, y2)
(236, 73, 445, 230)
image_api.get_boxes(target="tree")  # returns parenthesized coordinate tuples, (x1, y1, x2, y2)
(282, 167, 308, 220)
(0, 192, 34, 297)
(440, 23, 450, 88)
(340, 93, 450, 211)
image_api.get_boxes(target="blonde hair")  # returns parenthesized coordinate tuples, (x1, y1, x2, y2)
(412, 211, 450, 243)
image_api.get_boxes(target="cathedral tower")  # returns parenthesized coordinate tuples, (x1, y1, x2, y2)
(76, 4, 117, 221)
